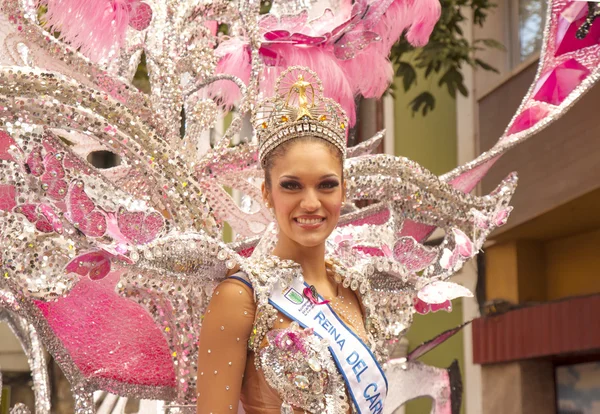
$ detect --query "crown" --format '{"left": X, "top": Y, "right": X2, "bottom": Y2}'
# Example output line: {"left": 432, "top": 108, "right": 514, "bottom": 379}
{"left": 253, "top": 66, "right": 349, "bottom": 166}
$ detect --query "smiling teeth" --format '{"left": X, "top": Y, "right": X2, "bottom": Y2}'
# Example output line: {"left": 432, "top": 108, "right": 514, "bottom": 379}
{"left": 296, "top": 218, "right": 324, "bottom": 224}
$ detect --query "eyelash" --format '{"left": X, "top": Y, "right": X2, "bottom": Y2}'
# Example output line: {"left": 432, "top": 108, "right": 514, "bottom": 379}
{"left": 320, "top": 180, "right": 340, "bottom": 189}
{"left": 279, "top": 180, "right": 339, "bottom": 190}
{"left": 280, "top": 181, "right": 301, "bottom": 190}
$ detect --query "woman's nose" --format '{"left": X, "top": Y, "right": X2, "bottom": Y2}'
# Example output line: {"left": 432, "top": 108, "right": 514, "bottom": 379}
{"left": 300, "top": 190, "right": 321, "bottom": 211}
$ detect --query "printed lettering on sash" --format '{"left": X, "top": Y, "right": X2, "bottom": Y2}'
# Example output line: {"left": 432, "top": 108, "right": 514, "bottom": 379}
{"left": 270, "top": 277, "right": 388, "bottom": 414}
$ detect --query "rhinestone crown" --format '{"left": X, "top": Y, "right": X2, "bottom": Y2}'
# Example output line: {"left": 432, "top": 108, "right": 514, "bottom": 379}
{"left": 253, "top": 66, "right": 349, "bottom": 166}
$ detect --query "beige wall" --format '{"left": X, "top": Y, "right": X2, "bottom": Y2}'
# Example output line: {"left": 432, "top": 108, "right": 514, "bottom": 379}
{"left": 0, "top": 324, "right": 29, "bottom": 372}
{"left": 474, "top": 1, "right": 512, "bottom": 100}
{"left": 393, "top": 55, "right": 457, "bottom": 175}
{"left": 392, "top": 57, "right": 464, "bottom": 413}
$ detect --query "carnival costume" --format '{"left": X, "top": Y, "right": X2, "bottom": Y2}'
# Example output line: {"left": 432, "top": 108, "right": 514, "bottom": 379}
{"left": 0, "top": 0, "right": 599, "bottom": 413}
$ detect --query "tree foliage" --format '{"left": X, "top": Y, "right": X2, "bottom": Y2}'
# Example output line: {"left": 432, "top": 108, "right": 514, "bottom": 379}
{"left": 389, "top": 0, "right": 504, "bottom": 115}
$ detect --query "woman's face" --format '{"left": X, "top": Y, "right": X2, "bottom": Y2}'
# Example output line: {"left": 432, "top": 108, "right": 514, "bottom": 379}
{"left": 263, "top": 140, "right": 345, "bottom": 249}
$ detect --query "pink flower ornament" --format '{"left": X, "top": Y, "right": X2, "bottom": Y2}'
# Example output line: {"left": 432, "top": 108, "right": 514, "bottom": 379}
{"left": 414, "top": 281, "right": 473, "bottom": 315}
{"left": 66, "top": 251, "right": 112, "bottom": 280}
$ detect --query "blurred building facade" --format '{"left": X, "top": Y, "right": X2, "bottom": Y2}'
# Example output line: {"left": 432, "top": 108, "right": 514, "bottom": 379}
{"left": 458, "top": 0, "right": 600, "bottom": 413}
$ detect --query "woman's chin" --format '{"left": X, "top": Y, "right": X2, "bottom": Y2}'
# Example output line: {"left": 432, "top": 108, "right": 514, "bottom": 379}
{"left": 296, "top": 239, "right": 326, "bottom": 248}
{"left": 291, "top": 231, "right": 331, "bottom": 248}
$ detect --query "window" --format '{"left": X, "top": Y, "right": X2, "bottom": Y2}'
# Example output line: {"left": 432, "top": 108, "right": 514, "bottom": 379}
{"left": 556, "top": 361, "right": 600, "bottom": 414}
{"left": 510, "top": 0, "right": 547, "bottom": 66}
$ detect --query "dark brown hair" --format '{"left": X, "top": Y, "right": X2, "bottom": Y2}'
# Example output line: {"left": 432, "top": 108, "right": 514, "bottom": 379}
{"left": 262, "top": 136, "right": 344, "bottom": 190}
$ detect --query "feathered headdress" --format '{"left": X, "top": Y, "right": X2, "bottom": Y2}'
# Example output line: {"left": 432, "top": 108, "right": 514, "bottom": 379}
{"left": 210, "top": 0, "right": 442, "bottom": 125}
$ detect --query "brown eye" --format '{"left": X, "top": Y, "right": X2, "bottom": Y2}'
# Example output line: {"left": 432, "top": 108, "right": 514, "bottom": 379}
{"left": 320, "top": 180, "right": 339, "bottom": 189}
{"left": 280, "top": 181, "right": 301, "bottom": 190}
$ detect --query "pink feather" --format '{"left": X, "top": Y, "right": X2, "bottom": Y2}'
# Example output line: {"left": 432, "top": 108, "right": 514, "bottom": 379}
{"left": 260, "top": 44, "right": 356, "bottom": 126}
{"left": 211, "top": 0, "right": 441, "bottom": 125}
{"left": 340, "top": 51, "right": 394, "bottom": 99}
{"left": 40, "top": 0, "right": 143, "bottom": 62}
{"left": 404, "top": 0, "right": 442, "bottom": 47}
{"left": 207, "top": 38, "right": 252, "bottom": 109}
{"left": 212, "top": 41, "right": 358, "bottom": 125}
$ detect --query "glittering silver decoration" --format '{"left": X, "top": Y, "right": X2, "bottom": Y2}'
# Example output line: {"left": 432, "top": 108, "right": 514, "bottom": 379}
{"left": 9, "top": 404, "right": 32, "bottom": 414}
{"left": 259, "top": 323, "right": 349, "bottom": 413}
{"left": 0, "top": 309, "right": 51, "bottom": 414}
{"left": 383, "top": 359, "right": 461, "bottom": 414}
{"left": 0, "top": 0, "right": 597, "bottom": 412}
{"left": 253, "top": 66, "right": 349, "bottom": 166}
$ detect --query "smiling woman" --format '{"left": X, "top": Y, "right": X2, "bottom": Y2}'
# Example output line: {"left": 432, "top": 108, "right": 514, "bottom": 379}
{"left": 196, "top": 68, "right": 384, "bottom": 414}
{"left": 263, "top": 137, "right": 345, "bottom": 253}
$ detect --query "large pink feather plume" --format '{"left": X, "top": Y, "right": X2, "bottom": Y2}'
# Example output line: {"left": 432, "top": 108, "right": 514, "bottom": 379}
{"left": 260, "top": 44, "right": 356, "bottom": 126}
{"left": 211, "top": 0, "right": 441, "bottom": 125}
{"left": 339, "top": 51, "right": 394, "bottom": 99}
{"left": 404, "top": 0, "right": 442, "bottom": 46}
{"left": 40, "top": 0, "right": 149, "bottom": 62}
{"left": 341, "top": 0, "right": 440, "bottom": 97}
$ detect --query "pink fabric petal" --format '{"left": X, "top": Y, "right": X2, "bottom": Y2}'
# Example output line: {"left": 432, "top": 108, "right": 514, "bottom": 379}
{"left": 264, "top": 30, "right": 292, "bottom": 41}
{"left": 494, "top": 207, "right": 513, "bottom": 226}
{"left": 452, "top": 228, "right": 474, "bottom": 258}
{"left": 439, "top": 248, "right": 459, "bottom": 270}
{"left": 39, "top": 204, "right": 63, "bottom": 233}
{"left": 66, "top": 251, "right": 111, "bottom": 280}
{"left": 0, "top": 185, "right": 17, "bottom": 212}
{"left": 414, "top": 297, "right": 452, "bottom": 315}
{"left": 128, "top": 1, "right": 152, "bottom": 31}
{"left": 471, "top": 209, "right": 490, "bottom": 230}
{"left": 393, "top": 237, "right": 437, "bottom": 272}
{"left": 16, "top": 204, "right": 40, "bottom": 224}
{"left": 35, "top": 272, "right": 175, "bottom": 386}
{"left": 40, "top": 152, "right": 67, "bottom": 200}
{"left": 0, "top": 131, "right": 18, "bottom": 161}
{"left": 67, "top": 182, "right": 107, "bottom": 237}
{"left": 117, "top": 209, "right": 164, "bottom": 244}
{"left": 417, "top": 281, "right": 473, "bottom": 304}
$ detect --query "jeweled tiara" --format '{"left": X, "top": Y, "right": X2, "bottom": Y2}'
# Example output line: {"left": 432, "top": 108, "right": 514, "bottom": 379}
{"left": 253, "top": 66, "right": 349, "bottom": 166}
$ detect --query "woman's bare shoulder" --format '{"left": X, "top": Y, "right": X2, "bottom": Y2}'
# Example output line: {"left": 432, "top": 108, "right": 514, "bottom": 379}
{"left": 210, "top": 270, "right": 255, "bottom": 312}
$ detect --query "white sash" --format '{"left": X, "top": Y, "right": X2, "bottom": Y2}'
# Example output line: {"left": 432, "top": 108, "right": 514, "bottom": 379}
{"left": 269, "top": 277, "right": 388, "bottom": 414}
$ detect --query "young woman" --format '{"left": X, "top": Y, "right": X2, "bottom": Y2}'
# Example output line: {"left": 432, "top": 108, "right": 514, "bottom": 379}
{"left": 196, "top": 67, "right": 388, "bottom": 413}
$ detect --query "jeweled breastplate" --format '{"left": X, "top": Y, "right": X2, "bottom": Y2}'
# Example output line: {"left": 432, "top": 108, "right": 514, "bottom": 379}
{"left": 260, "top": 324, "right": 350, "bottom": 413}
{"left": 237, "top": 256, "right": 387, "bottom": 413}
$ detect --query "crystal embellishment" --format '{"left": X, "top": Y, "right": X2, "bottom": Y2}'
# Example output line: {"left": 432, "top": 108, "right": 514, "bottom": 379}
{"left": 507, "top": 106, "right": 550, "bottom": 135}
{"left": 294, "top": 375, "right": 310, "bottom": 389}
{"left": 308, "top": 357, "right": 322, "bottom": 372}
{"left": 555, "top": 2, "right": 600, "bottom": 56}
{"left": 532, "top": 59, "right": 590, "bottom": 105}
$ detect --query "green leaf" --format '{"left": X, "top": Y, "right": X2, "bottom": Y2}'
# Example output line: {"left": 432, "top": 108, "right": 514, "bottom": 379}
{"left": 438, "top": 67, "right": 465, "bottom": 99}
{"left": 475, "top": 38, "right": 506, "bottom": 51}
{"left": 390, "top": 40, "right": 414, "bottom": 63}
{"left": 386, "top": 0, "right": 498, "bottom": 115}
{"left": 395, "top": 62, "right": 418, "bottom": 92}
{"left": 457, "top": 81, "right": 469, "bottom": 97}
{"left": 409, "top": 92, "right": 436, "bottom": 116}
{"left": 475, "top": 58, "right": 500, "bottom": 73}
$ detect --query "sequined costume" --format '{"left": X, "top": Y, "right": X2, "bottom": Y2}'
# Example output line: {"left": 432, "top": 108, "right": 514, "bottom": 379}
{"left": 1, "top": 0, "right": 600, "bottom": 413}
{"left": 197, "top": 265, "right": 371, "bottom": 413}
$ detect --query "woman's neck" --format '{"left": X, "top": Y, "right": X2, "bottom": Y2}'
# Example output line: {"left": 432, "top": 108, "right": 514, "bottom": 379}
{"left": 271, "top": 237, "right": 327, "bottom": 285}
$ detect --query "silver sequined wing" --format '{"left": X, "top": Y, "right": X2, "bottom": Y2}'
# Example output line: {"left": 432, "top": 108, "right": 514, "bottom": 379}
{"left": 0, "top": 124, "right": 252, "bottom": 408}
{"left": 327, "top": 154, "right": 516, "bottom": 341}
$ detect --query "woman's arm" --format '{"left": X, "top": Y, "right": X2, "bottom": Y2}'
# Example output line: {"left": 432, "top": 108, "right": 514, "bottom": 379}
{"left": 196, "top": 278, "right": 255, "bottom": 413}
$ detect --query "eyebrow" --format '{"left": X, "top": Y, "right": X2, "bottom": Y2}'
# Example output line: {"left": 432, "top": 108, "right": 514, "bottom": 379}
{"left": 280, "top": 174, "right": 340, "bottom": 180}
